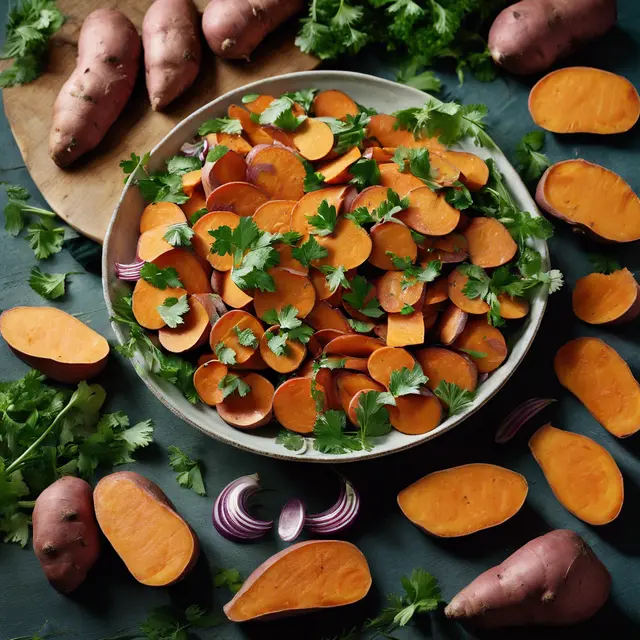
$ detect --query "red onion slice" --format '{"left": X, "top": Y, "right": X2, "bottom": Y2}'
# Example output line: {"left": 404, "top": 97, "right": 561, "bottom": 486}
{"left": 115, "top": 259, "right": 144, "bottom": 281}
{"left": 305, "top": 476, "right": 360, "bottom": 534}
{"left": 278, "top": 499, "right": 306, "bottom": 542}
{"left": 212, "top": 474, "right": 273, "bottom": 542}
{"left": 181, "top": 140, "right": 205, "bottom": 157}
{"left": 198, "top": 139, "right": 210, "bottom": 164}
{"left": 495, "top": 398, "right": 556, "bottom": 444}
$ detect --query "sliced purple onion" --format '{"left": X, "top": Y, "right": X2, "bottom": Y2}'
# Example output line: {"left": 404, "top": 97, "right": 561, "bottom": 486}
{"left": 305, "top": 476, "right": 360, "bottom": 535}
{"left": 212, "top": 474, "right": 273, "bottom": 541}
{"left": 198, "top": 138, "right": 210, "bottom": 164}
{"left": 495, "top": 398, "right": 556, "bottom": 444}
{"left": 180, "top": 139, "right": 205, "bottom": 157}
{"left": 115, "top": 259, "right": 144, "bottom": 281}
{"left": 278, "top": 499, "right": 306, "bottom": 542}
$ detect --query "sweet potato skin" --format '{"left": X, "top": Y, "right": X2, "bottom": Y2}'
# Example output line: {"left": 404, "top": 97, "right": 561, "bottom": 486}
{"left": 202, "top": 0, "right": 304, "bottom": 60}
{"left": 49, "top": 9, "right": 141, "bottom": 167}
{"left": 445, "top": 529, "right": 611, "bottom": 627}
{"left": 32, "top": 477, "right": 100, "bottom": 593}
{"left": 142, "top": 0, "right": 201, "bottom": 111}
{"left": 489, "top": 0, "right": 617, "bottom": 75}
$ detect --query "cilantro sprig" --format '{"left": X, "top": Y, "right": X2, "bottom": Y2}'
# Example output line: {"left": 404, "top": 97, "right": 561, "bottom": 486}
{"left": 589, "top": 253, "right": 621, "bottom": 275}
{"left": 434, "top": 381, "right": 475, "bottom": 417}
{"left": 388, "top": 253, "right": 441, "bottom": 290}
{"left": 262, "top": 305, "right": 314, "bottom": 356}
{"left": 281, "top": 88, "right": 317, "bottom": 113}
{"left": 319, "top": 265, "right": 350, "bottom": 293}
{"left": 342, "top": 275, "right": 384, "bottom": 318}
{"left": 198, "top": 117, "right": 243, "bottom": 136}
{"left": 347, "top": 188, "right": 409, "bottom": 226}
{"left": 158, "top": 295, "right": 190, "bottom": 328}
{"left": 168, "top": 445, "right": 206, "bottom": 496}
{"left": 378, "top": 364, "right": 429, "bottom": 406}
{"left": 306, "top": 200, "right": 338, "bottom": 236}
{"left": 218, "top": 373, "right": 251, "bottom": 400}
{"left": 515, "top": 131, "right": 551, "bottom": 182}
{"left": 28, "top": 266, "right": 78, "bottom": 300}
{"left": 349, "top": 157, "right": 380, "bottom": 190}
{"left": 140, "top": 264, "right": 183, "bottom": 289}
{"left": 256, "top": 96, "right": 307, "bottom": 131}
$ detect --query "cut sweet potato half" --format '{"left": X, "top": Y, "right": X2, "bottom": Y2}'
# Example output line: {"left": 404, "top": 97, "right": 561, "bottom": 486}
{"left": 529, "top": 424, "right": 623, "bottom": 525}
{"left": 217, "top": 372, "right": 274, "bottom": 429}
{"left": 429, "top": 232, "right": 469, "bottom": 263}
{"left": 397, "top": 186, "right": 460, "bottom": 235}
{"left": 182, "top": 170, "right": 202, "bottom": 198}
{"left": 232, "top": 349, "right": 269, "bottom": 370}
{"left": 398, "top": 464, "right": 528, "bottom": 537}
{"left": 1, "top": 306, "right": 109, "bottom": 384}
{"left": 386, "top": 309, "right": 425, "bottom": 347}
{"left": 453, "top": 318, "right": 507, "bottom": 374}
{"left": 158, "top": 295, "right": 210, "bottom": 353}
{"left": 305, "top": 301, "right": 353, "bottom": 333}
{"left": 308, "top": 329, "right": 347, "bottom": 357}
{"left": 313, "top": 90, "right": 359, "bottom": 120}
{"left": 224, "top": 540, "right": 372, "bottom": 621}
{"left": 464, "top": 217, "right": 517, "bottom": 268}
{"left": 536, "top": 160, "right": 640, "bottom": 242}
{"left": 572, "top": 268, "right": 640, "bottom": 324}
{"left": 273, "top": 377, "right": 324, "bottom": 433}
{"left": 132, "top": 278, "right": 186, "bottom": 330}
{"left": 209, "top": 309, "right": 264, "bottom": 364}
{"left": 349, "top": 185, "right": 388, "bottom": 213}
{"left": 94, "top": 471, "right": 198, "bottom": 586}
{"left": 377, "top": 271, "right": 424, "bottom": 313}
{"left": 368, "top": 222, "right": 418, "bottom": 271}
{"left": 193, "top": 360, "right": 228, "bottom": 405}
{"left": 181, "top": 187, "right": 207, "bottom": 221}
{"left": 315, "top": 217, "right": 372, "bottom": 270}
{"left": 416, "top": 347, "right": 478, "bottom": 392}
{"left": 140, "top": 202, "right": 186, "bottom": 233}
{"left": 154, "top": 248, "right": 211, "bottom": 293}
{"left": 207, "top": 181, "right": 269, "bottom": 217}
{"left": 259, "top": 327, "right": 306, "bottom": 373}
{"left": 211, "top": 270, "right": 253, "bottom": 309}
{"left": 206, "top": 132, "right": 253, "bottom": 157}
{"left": 253, "top": 268, "right": 316, "bottom": 319}
{"left": 324, "top": 334, "right": 385, "bottom": 358}
{"left": 387, "top": 391, "right": 442, "bottom": 435}
{"left": 448, "top": 269, "right": 490, "bottom": 315}
{"left": 247, "top": 146, "right": 306, "bottom": 200}
{"left": 423, "top": 278, "right": 449, "bottom": 305}
{"left": 367, "top": 346, "right": 415, "bottom": 388}
{"left": 554, "top": 337, "right": 640, "bottom": 437}
{"left": 438, "top": 304, "right": 468, "bottom": 345}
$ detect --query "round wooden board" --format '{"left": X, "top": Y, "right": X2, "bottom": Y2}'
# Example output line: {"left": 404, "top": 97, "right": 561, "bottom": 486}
{"left": 2, "top": 0, "right": 318, "bottom": 243}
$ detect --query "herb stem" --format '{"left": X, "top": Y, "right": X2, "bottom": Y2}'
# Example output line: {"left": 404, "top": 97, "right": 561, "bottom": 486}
{"left": 21, "top": 205, "right": 57, "bottom": 218}
{"left": 17, "top": 500, "right": 36, "bottom": 509}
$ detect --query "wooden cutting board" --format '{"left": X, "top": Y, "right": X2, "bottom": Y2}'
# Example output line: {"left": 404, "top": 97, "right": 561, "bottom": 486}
{"left": 2, "top": 0, "right": 318, "bottom": 243}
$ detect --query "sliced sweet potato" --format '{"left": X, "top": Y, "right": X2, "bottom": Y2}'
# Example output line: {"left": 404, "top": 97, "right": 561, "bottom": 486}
{"left": 377, "top": 271, "right": 424, "bottom": 313}
{"left": 207, "top": 181, "right": 269, "bottom": 217}
{"left": 182, "top": 171, "right": 202, "bottom": 198}
{"left": 290, "top": 186, "right": 350, "bottom": 239}
{"left": 464, "top": 217, "right": 517, "bottom": 268}
{"left": 140, "top": 202, "right": 186, "bottom": 233}
{"left": 430, "top": 233, "right": 468, "bottom": 263}
{"left": 367, "top": 346, "right": 415, "bottom": 388}
{"left": 310, "top": 268, "right": 336, "bottom": 301}
{"left": 416, "top": 347, "right": 478, "bottom": 392}
{"left": 259, "top": 327, "right": 306, "bottom": 373}
{"left": 336, "top": 372, "right": 384, "bottom": 413}
{"left": 273, "top": 377, "right": 324, "bottom": 433}
{"left": 228, "top": 104, "right": 272, "bottom": 146}
{"left": 572, "top": 268, "right": 640, "bottom": 324}
{"left": 292, "top": 118, "right": 335, "bottom": 161}
{"left": 368, "top": 222, "right": 418, "bottom": 271}
{"left": 324, "top": 334, "right": 385, "bottom": 358}
{"left": 398, "top": 464, "right": 528, "bottom": 537}
{"left": 253, "top": 268, "right": 316, "bottom": 319}
{"left": 247, "top": 146, "right": 305, "bottom": 200}
{"left": 252, "top": 199, "right": 297, "bottom": 233}
{"left": 529, "top": 424, "right": 623, "bottom": 525}
{"left": 206, "top": 132, "right": 253, "bottom": 156}
{"left": 192, "top": 211, "right": 240, "bottom": 271}
{"left": 209, "top": 309, "right": 264, "bottom": 364}
{"left": 387, "top": 391, "right": 442, "bottom": 434}
{"left": 132, "top": 278, "right": 186, "bottom": 330}
{"left": 94, "top": 471, "right": 198, "bottom": 586}
{"left": 315, "top": 218, "right": 372, "bottom": 270}
{"left": 554, "top": 337, "right": 640, "bottom": 437}
{"left": 367, "top": 114, "right": 443, "bottom": 150}
{"left": 211, "top": 270, "right": 253, "bottom": 309}
{"left": 423, "top": 304, "right": 439, "bottom": 333}
{"left": 397, "top": 186, "right": 460, "bottom": 235}
{"left": 363, "top": 147, "right": 394, "bottom": 162}
{"left": 378, "top": 163, "right": 425, "bottom": 197}
{"left": 217, "top": 372, "right": 274, "bottom": 429}
{"left": 137, "top": 225, "right": 173, "bottom": 261}
{"left": 154, "top": 248, "right": 211, "bottom": 293}
{"left": 317, "top": 147, "right": 362, "bottom": 184}
{"left": 453, "top": 318, "right": 507, "bottom": 373}
{"left": 386, "top": 309, "right": 425, "bottom": 347}
{"left": 224, "top": 540, "right": 372, "bottom": 621}
{"left": 438, "top": 304, "right": 468, "bottom": 345}
{"left": 439, "top": 151, "right": 489, "bottom": 191}
{"left": 202, "top": 150, "right": 247, "bottom": 197}
{"left": 305, "top": 301, "right": 353, "bottom": 333}
{"left": 423, "top": 278, "right": 449, "bottom": 305}
{"left": 0, "top": 307, "right": 109, "bottom": 384}
{"left": 232, "top": 349, "right": 269, "bottom": 371}
{"left": 448, "top": 269, "right": 490, "bottom": 314}
{"left": 498, "top": 294, "right": 530, "bottom": 320}
{"left": 158, "top": 295, "right": 210, "bottom": 353}
{"left": 193, "top": 360, "right": 228, "bottom": 405}
{"left": 243, "top": 94, "right": 275, "bottom": 113}
{"left": 313, "top": 90, "right": 359, "bottom": 119}
{"left": 349, "top": 185, "right": 387, "bottom": 213}
{"left": 181, "top": 187, "right": 207, "bottom": 221}
{"left": 536, "top": 160, "right": 640, "bottom": 242}
{"left": 529, "top": 67, "right": 640, "bottom": 134}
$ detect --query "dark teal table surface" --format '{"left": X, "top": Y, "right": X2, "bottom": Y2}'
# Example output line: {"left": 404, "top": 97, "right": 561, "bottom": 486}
{"left": 2, "top": 2, "right": 640, "bottom": 638}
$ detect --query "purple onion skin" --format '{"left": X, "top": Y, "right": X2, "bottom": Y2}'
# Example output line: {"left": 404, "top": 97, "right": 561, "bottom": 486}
{"left": 495, "top": 398, "right": 556, "bottom": 444}
{"left": 305, "top": 477, "right": 360, "bottom": 535}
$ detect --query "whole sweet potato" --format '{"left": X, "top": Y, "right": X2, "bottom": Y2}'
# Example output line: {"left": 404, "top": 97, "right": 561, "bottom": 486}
{"left": 49, "top": 9, "right": 141, "bottom": 167}
{"left": 142, "top": 0, "right": 202, "bottom": 111}
{"left": 445, "top": 529, "right": 611, "bottom": 627}
{"left": 488, "top": 0, "right": 617, "bottom": 75}
{"left": 202, "top": 0, "right": 304, "bottom": 60}
{"left": 32, "top": 477, "right": 100, "bottom": 593}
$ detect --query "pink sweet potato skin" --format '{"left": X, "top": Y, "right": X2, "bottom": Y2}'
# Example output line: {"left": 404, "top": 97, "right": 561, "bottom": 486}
{"left": 489, "top": 0, "right": 617, "bottom": 75}
{"left": 445, "top": 529, "right": 611, "bottom": 628}
{"left": 142, "top": 0, "right": 202, "bottom": 111}
{"left": 202, "top": 0, "right": 304, "bottom": 60}
{"left": 32, "top": 477, "right": 101, "bottom": 593}
{"left": 49, "top": 9, "right": 141, "bottom": 167}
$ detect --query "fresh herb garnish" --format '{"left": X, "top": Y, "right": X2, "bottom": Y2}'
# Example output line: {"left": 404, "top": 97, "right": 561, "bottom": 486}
{"left": 190, "top": 208, "right": 209, "bottom": 225}
{"left": 377, "top": 364, "right": 428, "bottom": 406}
{"left": 215, "top": 341, "right": 237, "bottom": 366}
{"left": 318, "top": 113, "right": 370, "bottom": 154}
{"left": 281, "top": 88, "right": 317, "bottom": 113}
{"left": 400, "top": 304, "right": 415, "bottom": 315}
{"left": 218, "top": 373, "right": 251, "bottom": 400}
{"left": 198, "top": 117, "right": 243, "bottom": 136}
{"left": 140, "top": 263, "right": 183, "bottom": 289}
{"left": 276, "top": 430, "right": 306, "bottom": 452}
{"left": 258, "top": 96, "right": 307, "bottom": 131}
{"left": 588, "top": 253, "right": 621, "bottom": 275}
{"left": 397, "top": 64, "right": 442, "bottom": 93}
{"left": 163, "top": 222, "right": 194, "bottom": 247}
{"left": 393, "top": 147, "right": 439, "bottom": 189}
{"left": 348, "top": 157, "right": 381, "bottom": 190}
{"left": 26, "top": 220, "right": 65, "bottom": 259}
{"left": 348, "top": 319, "right": 375, "bottom": 333}
{"left": 343, "top": 275, "right": 384, "bottom": 318}
{"left": 214, "top": 568, "right": 245, "bottom": 593}
{"left": 306, "top": 200, "right": 338, "bottom": 236}
{"left": 233, "top": 326, "right": 259, "bottom": 348}
{"left": 206, "top": 145, "right": 229, "bottom": 163}
{"left": 262, "top": 305, "right": 314, "bottom": 352}
{"left": 168, "top": 446, "right": 206, "bottom": 496}
{"left": 1, "top": 182, "right": 58, "bottom": 237}
{"left": 158, "top": 295, "right": 189, "bottom": 328}
{"left": 515, "top": 131, "right": 550, "bottom": 182}
{"left": 302, "top": 159, "right": 326, "bottom": 192}
{"left": 165, "top": 155, "right": 202, "bottom": 176}
{"left": 291, "top": 235, "right": 329, "bottom": 267}
{"left": 313, "top": 410, "right": 362, "bottom": 454}
{"left": 355, "top": 390, "right": 392, "bottom": 449}
{"left": 28, "top": 266, "right": 78, "bottom": 300}
{"left": 347, "top": 188, "right": 410, "bottom": 226}
{"left": 266, "top": 329, "right": 289, "bottom": 356}
{"left": 433, "top": 381, "right": 475, "bottom": 416}
{"left": 445, "top": 182, "right": 473, "bottom": 210}
{"left": 319, "top": 265, "right": 350, "bottom": 293}
{"left": 120, "top": 152, "right": 150, "bottom": 184}
{"left": 241, "top": 93, "right": 260, "bottom": 104}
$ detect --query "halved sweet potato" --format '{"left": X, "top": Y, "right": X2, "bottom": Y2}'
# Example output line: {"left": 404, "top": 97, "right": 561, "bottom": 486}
{"left": 211, "top": 270, "right": 253, "bottom": 309}
{"left": 207, "top": 181, "right": 269, "bottom": 217}
{"left": 1, "top": 307, "right": 109, "bottom": 383}
{"left": 224, "top": 540, "right": 372, "bottom": 621}
{"left": 387, "top": 309, "right": 425, "bottom": 347}
{"left": 137, "top": 225, "right": 173, "bottom": 261}
{"left": 217, "top": 372, "right": 274, "bottom": 429}
{"left": 398, "top": 464, "right": 528, "bottom": 537}
{"left": 140, "top": 202, "right": 186, "bottom": 233}
{"left": 192, "top": 211, "right": 241, "bottom": 271}
{"left": 154, "top": 248, "right": 211, "bottom": 293}
{"left": 315, "top": 218, "right": 372, "bottom": 270}
{"left": 94, "top": 471, "right": 199, "bottom": 586}
{"left": 305, "top": 301, "right": 353, "bottom": 333}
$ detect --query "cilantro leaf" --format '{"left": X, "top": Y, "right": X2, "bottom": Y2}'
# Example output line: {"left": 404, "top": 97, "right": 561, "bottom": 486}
{"left": 291, "top": 235, "right": 329, "bottom": 267}
{"left": 349, "top": 157, "right": 381, "bottom": 190}
{"left": 302, "top": 159, "right": 326, "bottom": 192}
{"left": 28, "top": 266, "right": 76, "bottom": 300}
{"left": 345, "top": 206, "right": 375, "bottom": 226}
{"left": 1, "top": 182, "right": 58, "bottom": 237}
{"left": 120, "top": 152, "right": 150, "bottom": 184}
{"left": 218, "top": 373, "right": 251, "bottom": 400}
{"left": 306, "top": 200, "right": 338, "bottom": 236}
{"left": 214, "top": 568, "right": 244, "bottom": 593}
{"left": 25, "top": 220, "right": 64, "bottom": 259}
{"left": 348, "top": 319, "right": 375, "bottom": 333}
{"left": 198, "top": 117, "right": 243, "bottom": 136}
{"left": 166, "top": 155, "right": 202, "bottom": 176}
{"left": 140, "top": 263, "right": 183, "bottom": 289}
{"left": 206, "top": 145, "right": 229, "bottom": 163}
{"left": 401, "top": 259, "right": 441, "bottom": 290}
{"left": 445, "top": 182, "right": 473, "bottom": 210}
{"left": 393, "top": 147, "right": 439, "bottom": 188}
{"left": 168, "top": 445, "right": 206, "bottom": 496}
{"left": 241, "top": 93, "right": 259, "bottom": 104}
{"left": 378, "top": 364, "right": 428, "bottom": 406}
{"left": 433, "top": 380, "right": 475, "bottom": 416}
{"left": 281, "top": 88, "right": 317, "bottom": 112}
{"left": 588, "top": 253, "right": 621, "bottom": 275}
{"left": 215, "top": 341, "right": 237, "bottom": 365}
{"left": 328, "top": 112, "right": 370, "bottom": 154}
{"left": 387, "top": 252, "right": 414, "bottom": 270}
{"left": 258, "top": 96, "right": 307, "bottom": 131}
{"left": 266, "top": 329, "right": 289, "bottom": 356}
{"left": 163, "top": 222, "right": 194, "bottom": 247}
{"left": 400, "top": 304, "right": 415, "bottom": 315}
{"left": 356, "top": 390, "right": 392, "bottom": 449}
{"left": 136, "top": 171, "right": 189, "bottom": 204}
{"left": 371, "top": 188, "right": 410, "bottom": 223}
{"left": 458, "top": 348, "right": 487, "bottom": 359}
{"left": 262, "top": 304, "right": 300, "bottom": 329}
{"left": 233, "top": 326, "right": 259, "bottom": 348}
{"left": 313, "top": 354, "right": 347, "bottom": 372}
{"left": 313, "top": 410, "right": 362, "bottom": 454}
{"left": 343, "top": 275, "right": 384, "bottom": 318}
{"left": 287, "top": 323, "right": 314, "bottom": 344}
{"left": 515, "top": 131, "right": 550, "bottom": 182}
{"left": 276, "top": 430, "right": 306, "bottom": 452}
{"left": 397, "top": 64, "right": 442, "bottom": 93}
{"left": 319, "top": 265, "right": 350, "bottom": 293}
{"left": 158, "top": 295, "right": 190, "bottom": 328}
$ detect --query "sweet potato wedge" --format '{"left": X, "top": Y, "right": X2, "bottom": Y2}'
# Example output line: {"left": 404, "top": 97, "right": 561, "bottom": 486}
{"left": 386, "top": 309, "right": 425, "bottom": 347}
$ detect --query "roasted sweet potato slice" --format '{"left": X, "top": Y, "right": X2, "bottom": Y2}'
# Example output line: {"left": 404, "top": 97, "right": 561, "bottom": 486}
{"left": 387, "top": 391, "right": 442, "bottom": 434}
{"left": 137, "top": 225, "right": 174, "bottom": 261}
{"left": 378, "top": 163, "right": 425, "bottom": 196}
{"left": 228, "top": 104, "right": 272, "bottom": 146}
{"left": 252, "top": 199, "right": 297, "bottom": 234}
{"left": 324, "top": 334, "right": 385, "bottom": 358}
{"left": 273, "top": 377, "right": 324, "bottom": 433}
{"left": 211, "top": 270, "right": 253, "bottom": 309}
{"left": 247, "top": 146, "right": 306, "bottom": 200}
{"left": 438, "top": 304, "right": 468, "bottom": 345}
{"left": 336, "top": 372, "right": 384, "bottom": 413}
{"left": 217, "top": 372, "right": 274, "bottom": 429}
{"left": 193, "top": 360, "right": 228, "bottom": 405}
{"left": 416, "top": 347, "right": 477, "bottom": 392}
{"left": 367, "top": 346, "right": 415, "bottom": 388}
{"left": 453, "top": 318, "right": 507, "bottom": 374}
{"left": 209, "top": 309, "right": 264, "bottom": 364}
{"left": 290, "top": 186, "right": 350, "bottom": 239}
{"left": 253, "top": 268, "right": 316, "bottom": 319}
{"left": 207, "top": 181, "right": 269, "bottom": 217}
{"left": 193, "top": 211, "right": 240, "bottom": 271}
{"left": 154, "top": 248, "right": 211, "bottom": 293}
{"left": 377, "top": 271, "right": 424, "bottom": 313}
{"left": 367, "top": 114, "right": 443, "bottom": 150}
{"left": 439, "top": 150, "right": 489, "bottom": 191}
{"left": 313, "top": 90, "right": 359, "bottom": 119}
{"left": 292, "top": 118, "right": 335, "bottom": 161}
{"left": 498, "top": 294, "right": 530, "bottom": 320}
{"left": 140, "top": 202, "right": 186, "bottom": 233}
{"left": 423, "top": 278, "right": 449, "bottom": 305}
{"left": 158, "top": 295, "right": 210, "bottom": 353}
{"left": 202, "top": 150, "right": 247, "bottom": 197}
{"left": 368, "top": 222, "right": 418, "bottom": 271}
{"left": 259, "top": 327, "right": 306, "bottom": 373}
{"left": 448, "top": 269, "right": 490, "bottom": 315}
{"left": 387, "top": 309, "right": 425, "bottom": 347}
{"left": 132, "top": 278, "right": 187, "bottom": 330}
{"left": 318, "top": 147, "right": 362, "bottom": 184}
{"left": 315, "top": 217, "right": 372, "bottom": 270}
{"left": 305, "top": 301, "right": 353, "bottom": 333}
{"left": 464, "top": 217, "right": 517, "bottom": 268}
{"left": 206, "top": 132, "right": 253, "bottom": 157}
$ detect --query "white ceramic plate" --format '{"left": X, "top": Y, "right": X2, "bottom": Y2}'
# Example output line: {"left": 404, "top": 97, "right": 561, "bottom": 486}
{"left": 102, "top": 70, "right": 549, "bottom": 463}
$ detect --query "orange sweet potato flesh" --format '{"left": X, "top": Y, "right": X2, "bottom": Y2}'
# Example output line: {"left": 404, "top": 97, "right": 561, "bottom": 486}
{"left": 498, "top": 294, "right": 530, "bottom": 319}
{"left": 324, "top": 334, "right": 385, "bottom": 358}
{"left": 379, "top": 163, "right": 425, "bottom": 197}
{"left": 349, "top": 185, "right": 388, "bottom": 213}
{"left": 193, "top": 360, "right": 228, "bottom": 405}
{"left": 181, "top": 187, "right": 207, "bottom": 220}
{"left": 315, "top": 218, "right": 372, "bottom": 270}
{"left": 308, "top": 329, "right": 347, "bottom": 356}
{"left": 259, "top": 328, "right": 306, "bottom": 373}
{"left": 228, "top": 105, "right": 273, "bottom": 146}
{"left": 154, "top": 248, "right": 211, "bottom": 293}
{"left": 464, "top": 217, "right": 517, "bottom": 268}
{"left": 211, "top": 270, "right": 253, "bottom": 309}
{"left": 290, "top": 187, "right": 350, "bottom": 239}
{"left": 137, "top": 225, "right": 174, "bottom": 261}
{"left": 554, "top": 337, "right": 640, "bottom": 437}
{"left": 94, "top": 471, "right": 198, "bottom": 586}
{"left": 439, "top": 151, "right": 489, "bottom": 191}
{"left": 192, "top": 211, "right": 240, "bottom": 271}
{"left": 377, "top": 271, "right": 424, "bottom": 313}
{"left": 423, "top": 278, "right": 449, "bottom": 305}
{"left": 529, "top": 67, "right": 640, "bottom": 134}
{"left": 416, "top": 347, "right": 478, "bottom": 392}
{"left": 387, "top": 309, "right": 425, "bottom": 347}
{"left": 0, "top": 306, "right": 109, "bottom": 383}
{"left": 140, "top": 202, "right": 186, "bottom": 233}
{"left": 292, "top": 119, "right": 335, "bottom": 161}
{"left": 318, "top": 147, "right": 362, "bottom": 184}
{"left": 398, "top": 464, "right": 528, "bottom": 537}
{"left": 252, "top": 199, "right": 297, "bottom": 234}
{"left": 158, "top": 296, "right": 210, "bottom": 353}
{"left": 209, "top": 310, "right": 264, "bottom": 364}
{"left": 367, "top": 346, "right": 415, "bottom": 387}
{"left": 206, "top": 132, "right": 253, "bottom": 157}
{"left": 247, "top": 147, "right": 306, "bottom": 200}
{"left": 454, "top": 318, "right": 507, "bottom": 374}
{"left": 438, "top": 304, "right": 468, "bottom": 345}
{"left": 132, "top": 278, "right": 186, "bottom": 330}
{"left": 217, "top": 372, "right": 274, "bottom": 429}
{"left": 368, "top": 222, "right": 418, "bottom": 270}
{"left": 336, "top": 373, "right": 384, "bottom": 413}
{"left": 572, "top": 268, "right": 640, "bottom": 324}
{"left": 536, "top": 160, "right": 640, "bottom": 242}
{"left": 306, "top": 301, "right": 353, "bottom": 333}
{"left": 273, "top": 377, "right": 324, "bottom": 433}
{"left": 397, "top": 186, "right": 460, "bottom": 235}
{"left": 253, "top": 268, "right": 316, "bottom": 319}
{"left": 207, "top": 182, "right": 269, "bottom": 217}
{"left": 388, "top": 391, "right": 442, "bottom": 435}
{"left": 529, "top": 424, "right": 623, "bottom": 525}
{"left": 367, "top": 114, "right": 443, "bottom": 151}
{"left": 447, "top": 270, "right": 489, "bottom": 315}
{"left": 202, "top": 151, "right": 247, "bottom": 197}
{"left": 224, "top": 540, "right": 372, "bottom": 621}
{"left": 313, "top": 90, "right": 359, "bottom": 120}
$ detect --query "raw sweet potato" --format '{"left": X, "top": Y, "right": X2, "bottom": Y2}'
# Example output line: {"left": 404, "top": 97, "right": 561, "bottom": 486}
{"left": 464, "top": 217, "right": 517, "bottom": 268}
{"left": 207, "top": 182, "right": 269, "bottom": 217}
{"left": 158, "top": 295, "right": 210, "bottom": 353}
{"left": 253, "top": 268, "right": 316, "bottom": 319}
{"left": 387, "top": 309, "right": 425, "bottom": 348}
{"left": 194, "top": 360, "right": 229, "bottom": 405}
{"left": 313, "top": 90, "right": 359, "bottom": 120}
{"left": 0, "top": 307, "right": 109, "bottom": 383}
{"left": 202, "top": 0, "right": 304, "bottom": 60}
{"left": 49, "top": 9, "right": 141, "bottom": 167}
{"left": 529, "top": 424, "right": 623, "bottom": 525}
{"left": 554, "top": 337, "right": 640, "bottom": 438}
{"left": 273, "top": 377, "right": 324, "bottom": 433}
{"left": 529, "top": 67, "right": 639, "bottom": 134}
{"left": 209, "top": 309, "right": 264, "bottom": 364}
{"left": 132, "top": 277, "right": 187, "bottom": 330}
{"left": 33, "top": 477, "right": 100, "bottom": 593}
{"left": 489, "top": 1, "right": 617, "bottom": 75}
{"left": 247, "top": 146, "right": 306, "bottom": 200}
{"left": 142, "top": 0, "right": 201, "bottom": 110}
{"left": 416, "top": 347, "right": 478, "bottom": 392}
{"left": 572, "top": 268, "right": 640, "bottom": 324}
{"left": 536, "top": 160, "right": 640, "bottom": 242}
{"left": 368, "top": 222, "right": 418, "bottom": 270}
{"left": 397, "top": 186, "right": 460, "bottom": 235}
{"left": 398, "top": 464, "right": 528, "bottom": 537}
{"left": 94, "top": 471, "right": 199, "bottom": 586}
{"left": 388, "top": 391, "right": 442, "bottom": 435}
{"left": 367, "top": 346, "right": 415, "bottom": 388}
{"left": 217, "top": 372, "right": 274, "bottom": 428}
{"left": 224, "top": 540, "right": 372, "bottom": 621}
{"left": 454, "top": 318, "right": 508, "bottom": 374}
{"left": 140, "top": 202, "right": 186, "bottom": 233}
{"left": 445, "top": 529, "right": 611, "bottom": 627}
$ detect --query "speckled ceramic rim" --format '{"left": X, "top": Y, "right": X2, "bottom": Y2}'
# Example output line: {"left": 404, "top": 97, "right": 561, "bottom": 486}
{"left": 102, "top": 70, "right": 549, "bottom": 463}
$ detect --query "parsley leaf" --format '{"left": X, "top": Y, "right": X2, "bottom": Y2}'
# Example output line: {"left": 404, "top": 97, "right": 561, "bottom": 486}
{"left": 433, "top": 380, "right": 475, "bottom": 416}
{"left": 262, "top": 304, "right": 301, "bottom": 329}
{"left": 140, "top": 263, "right": 183, "bottom": 289}
{"left": 330, "top": 112, "right": 370, "bottom": 154}
{"left": 215, "top": 341, "right": 237, "bottom": 365}
{"left": 276, "top": 430, "right": 306, "bottom": 452}
{"left": 348, "top": 319, "right": 375, "bottom": 333}
{"left": 165, "top": 155, "right": 202, "bottom": 176}
{"left": 136, "top": 171, "right": 189, "bottom": 205}
{"left": 158, "top": 295, "right": 190, "bottom": 328}
{"left": 371, "top": 188, "right": 410, "bottom": 224}
{"left": 348, "top": 157, "right": 381, "bottom": 190}
{"left": 306, "top": 200, "right": 338, "bottom": 236}
{"left": 378, "top": 364, "right": 428, "bottom": 406}
{"left": 258, "top": 96, "right": 307, "bottom": 131}
{"left": 445, "top": 182, "right": 473, "bottom": 210}
{"left": 313, "top": 410, "right": 362, "bottom": 454}
{"left": 266, "top": 329, "right": 289, "bottom": 356}
{"left": 588, "top": 253, "right": 621, "bottom": 275}
{"left": 218, "top": 373, "right": 251, "bottom": 399}
{"left": 28, "top": 266, "right": 77, "bottom": 300}
{"left": 345, "top": 206, "right": 375, "bottom": 226}
{"left": 198, "top": 117, "right": 243, "bottom": 136}
{"left": 312, "top": 354, "right": 347, "bottom": 372}
{"left": 189, "top": 207, "right": 209, "bottom": 226}
{"left": 292, "top": 234, "right": 329, "bottom": 267}
{"left": 233, "top": 326, "right": 259, "bottom": 348}
{"left": 214, "top": 568, "right": 244, "bottom": 593}
{"left": 241, "top": 93, "right": 259, "bottom": 104}
{"left": 138, "top": 604, "right": 220, "bottom": 640}
{"left": 163, "top": 222, "right": 194, "bottom": 247}
{"left": 25, "top": 220, "right": 65, "bottom": 259}
{"left": 515, "top": 131, "right": 551, "bottom": 182}
{"left": 391, "top": 257, "right": 441, "bottom": 290}
{"left": 168, "top": 445, "right": 206, "bottom": 496}
{"left": 393, "top": 147, "right": 439, "bottom": 188}
{"left": 343, "top": 275, "right": 384, "bottom": 318}
{"left": 302, "top": 159, "right": 326, "bottom": 192}
{"left": 356, "top": 390, "right": 392, "bottom": 448}
{"left": 397, "top": 63, "right": 442, "bottom": 93}
{"left": 319, "top": 265, "right": 350, "bottom": 293}
{"left": 120, "top": 152, "right": 150, "bottom": 184}
{"left": 263, "top": 306, "right": 314, "bottom": 349}
{"left": 1, "top": 182, "right": 59, "bottom": 237}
